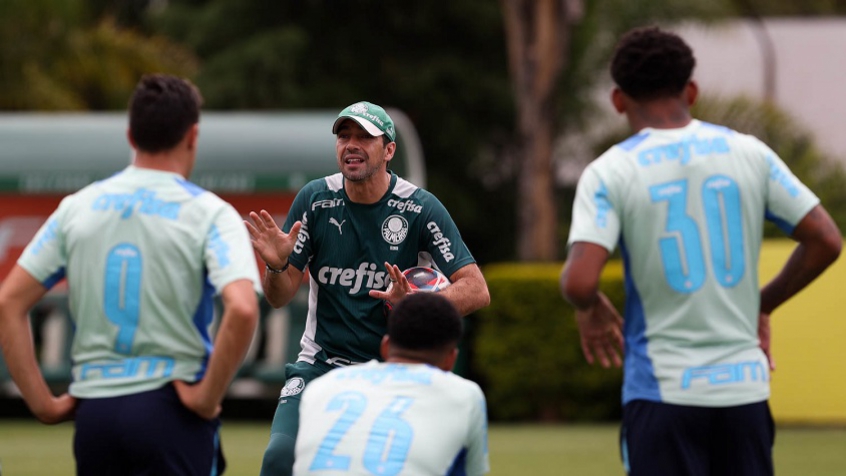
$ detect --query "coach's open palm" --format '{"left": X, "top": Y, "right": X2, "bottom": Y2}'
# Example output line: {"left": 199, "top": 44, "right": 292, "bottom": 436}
{"left": 575, "top": 292, "right": 624, "bottom": 369}
{"left": 368, "top": 262, "right": 411, "bottom": 304}
{"left": 245, "top": 210, "right": 302, "bottom": 269}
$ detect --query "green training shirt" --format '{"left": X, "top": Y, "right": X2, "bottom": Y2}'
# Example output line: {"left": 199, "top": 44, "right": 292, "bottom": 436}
{"left": 283, "top": 171, "right": 475, "bottom": 367}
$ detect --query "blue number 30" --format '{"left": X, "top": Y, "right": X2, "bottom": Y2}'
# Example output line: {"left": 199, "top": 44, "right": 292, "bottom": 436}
{"left": 649, "top": 176, "right": 745, "bottom": 293}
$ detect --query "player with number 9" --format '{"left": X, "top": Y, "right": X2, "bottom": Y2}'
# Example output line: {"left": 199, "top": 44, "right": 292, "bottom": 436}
{"left": 0, "top": 74, "right": 261, "bottom": 476}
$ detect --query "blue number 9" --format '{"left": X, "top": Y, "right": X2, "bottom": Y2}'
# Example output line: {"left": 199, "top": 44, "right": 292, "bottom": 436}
{"left": 103, "top": 243, "right": 142, "bottom": 355}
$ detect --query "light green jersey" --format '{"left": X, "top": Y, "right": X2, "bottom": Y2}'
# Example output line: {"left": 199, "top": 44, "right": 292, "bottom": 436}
{"left": 18, "top": 166, "right": 261, "bottom": 398}
{"left": 294, "top": 360, "right": 489, "bottom": 476}
{"left": 569, "top": 120, "right": 819, "bottom": 407}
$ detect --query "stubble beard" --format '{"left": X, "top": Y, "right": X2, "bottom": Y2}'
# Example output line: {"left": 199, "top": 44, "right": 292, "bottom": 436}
{"left": 341, "top": 154, "right": 382, "bottom": 183}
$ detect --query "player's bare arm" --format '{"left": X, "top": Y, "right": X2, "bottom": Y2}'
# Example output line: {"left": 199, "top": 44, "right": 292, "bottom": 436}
{"left": 560, "top": 242, "right": 609, "bottom": 310}
{"left": 245, "top": 209, "right": 304, "bottom": 308}
{"left": 760, "top": 205, "right": 842, "bottom": 315}
{"left": 758, "top": 312, "right": 775, "bottom": 371}
{"left": 440, "top": 263, "right": 490, "bottom": 316}
{"left": 561, "top": 242, "right": 624, "bottom": 368}
{"left": 0, "top": 265, "right": 77, "bottom": 424}
{"left": 174, "top": 279, "right": 259, "bottom": 420}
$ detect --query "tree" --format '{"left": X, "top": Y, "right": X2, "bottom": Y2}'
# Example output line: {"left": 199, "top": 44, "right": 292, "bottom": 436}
{"left": 0, "top": 0, "right": 196, "bottom": 110}
{"left": 499, "top": 0, "right": 735, "bottom": 260}
{"left": 501, "top": 0, "right": 583, "bottom": 261}
{"left": 112, "top": 0, "right": 846, "bottom": 264}
{"left": 149, "top": 1, "right": 518, "bottom": 264}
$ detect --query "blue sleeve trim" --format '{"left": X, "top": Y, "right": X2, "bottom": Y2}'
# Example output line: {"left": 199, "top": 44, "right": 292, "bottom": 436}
{"left": 43, "top": 267, "right": 66, "bottom": 290}
{"left": 444, "top": 447, "right": 468, "bottom": 476}
{"left": 765, "top": 209, "right": 795, "bottom": 235}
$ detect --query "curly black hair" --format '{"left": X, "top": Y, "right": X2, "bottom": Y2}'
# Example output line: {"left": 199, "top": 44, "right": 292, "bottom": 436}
{"left": 388, "top": 292, "right": 463, "bottom": 351}
{"left": 129, "top": 74, "right": 203, "bottom": 153}
{"left": 610, "top": 26, "right": 696, "bottom": 101}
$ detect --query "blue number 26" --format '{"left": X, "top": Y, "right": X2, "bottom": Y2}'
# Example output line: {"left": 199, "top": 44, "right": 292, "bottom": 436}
{"left": 649, "top": 176, "right": 745, "bottom": 293}
{"left": 310, "top": 392, "right": 414, "bottom": 476}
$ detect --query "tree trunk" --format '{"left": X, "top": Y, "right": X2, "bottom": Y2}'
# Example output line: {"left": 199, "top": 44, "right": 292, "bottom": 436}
{"left": 501, "top": 0, "right": 582, "bottom": 260}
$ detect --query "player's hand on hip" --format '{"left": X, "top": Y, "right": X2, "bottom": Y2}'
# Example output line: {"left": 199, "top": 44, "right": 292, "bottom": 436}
{"left": 245, "top": 210, "right": 301, "bottom": 269}
{"left": 33, "top": 393, "right": 77, "bottom": 425}
{"left": 173, "top": 380, "right": 222, "bottom": 420}
{"left": 575, "top": 292, "right": 624, "bottom": 368}
{"left": 368, "top": 262, "right": 411, "bottom": 304}
{"left": 758, "top": 312, "right": 775, "bottom": 371}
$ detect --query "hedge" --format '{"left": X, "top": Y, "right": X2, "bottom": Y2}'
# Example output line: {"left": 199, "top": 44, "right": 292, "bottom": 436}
{"left": 468, "top": 261, "right": 626, "bottom": 422}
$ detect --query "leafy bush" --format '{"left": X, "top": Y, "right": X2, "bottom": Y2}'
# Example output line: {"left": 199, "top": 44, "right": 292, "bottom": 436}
{"left": 470, "top": 262, "right": 625, "bottom": 422}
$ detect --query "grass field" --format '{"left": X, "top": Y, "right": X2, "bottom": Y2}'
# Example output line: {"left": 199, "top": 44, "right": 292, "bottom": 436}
{"left": 1, "top": 420, "right": 845, "bottom": 475}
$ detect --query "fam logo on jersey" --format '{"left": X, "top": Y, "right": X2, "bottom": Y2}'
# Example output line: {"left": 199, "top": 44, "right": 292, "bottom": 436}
{"left": 280, "top": 377, "right": 305, "bottom": 397}
{"left": 382, "top": 215, "right": 408, "bottom": 245}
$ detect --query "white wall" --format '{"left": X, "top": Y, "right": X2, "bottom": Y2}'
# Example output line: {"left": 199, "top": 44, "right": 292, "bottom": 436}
{"left": 678, "top": 18, "right": 846, "bottom": 161}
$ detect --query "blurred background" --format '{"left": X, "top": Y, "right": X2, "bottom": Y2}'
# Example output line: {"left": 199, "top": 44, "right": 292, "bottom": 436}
{"left": 1, "top": 1, "right": 845, "bottom": 466}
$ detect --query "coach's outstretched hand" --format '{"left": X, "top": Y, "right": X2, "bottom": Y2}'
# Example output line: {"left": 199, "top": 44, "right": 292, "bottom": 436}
{"left": 245, "top": 210, "right": 302, "bottom": 271}
{"left": 368, "top": 262, "right": 412, "bottom": 306}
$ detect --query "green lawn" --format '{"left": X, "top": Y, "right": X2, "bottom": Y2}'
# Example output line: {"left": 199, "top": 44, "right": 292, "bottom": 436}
{"left": 0, "top": 420, "right": 844, "bottom": 475}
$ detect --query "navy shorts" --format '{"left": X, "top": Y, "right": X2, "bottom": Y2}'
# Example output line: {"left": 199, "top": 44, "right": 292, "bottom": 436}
{"left": 74, "top": 383, "right": 225, "bottom": 476}
{"left": 621, "top": 399, "right": 774, "bottom": 476}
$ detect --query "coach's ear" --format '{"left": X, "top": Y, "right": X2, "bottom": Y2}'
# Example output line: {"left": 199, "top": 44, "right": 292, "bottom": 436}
{"left": 380, "top": 335, "right": 390, "bottom": 360}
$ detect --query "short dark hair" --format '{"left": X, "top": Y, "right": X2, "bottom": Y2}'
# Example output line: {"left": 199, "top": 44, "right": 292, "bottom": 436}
{"left": 610, "top": 26, "right": 695, "bottom": 101}
{"left": 128, "top": 74, "right": 203, "bottom": 153}
{"left": 388, "top": 293, "right": 463, "bottom": 351}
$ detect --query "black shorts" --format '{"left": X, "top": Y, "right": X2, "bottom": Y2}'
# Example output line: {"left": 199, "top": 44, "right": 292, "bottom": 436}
{"left": 74, "top": 383, "right": 226, "bottom": 476}
{"left": 621, "top": 399, "right": 774, "bottom": 476}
